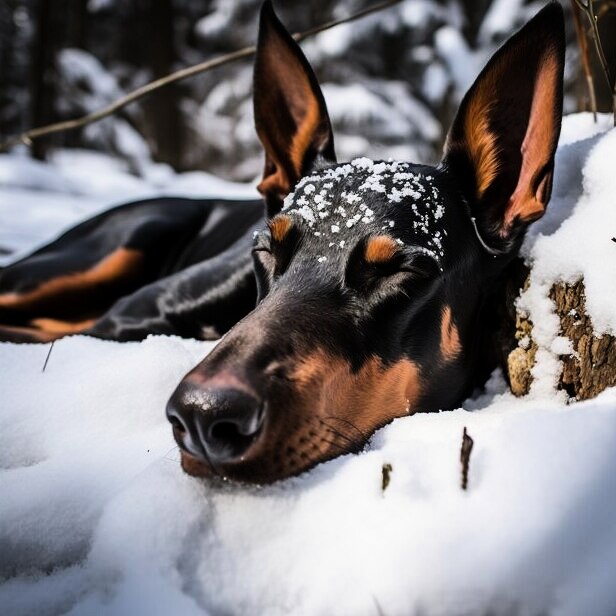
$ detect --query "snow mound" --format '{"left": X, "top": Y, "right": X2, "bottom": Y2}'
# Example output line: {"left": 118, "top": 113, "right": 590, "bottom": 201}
{"left": 1, "top": 114, "right": 616, "bottom": 615}
{"left": 1, "top": 339, "right": 616, "bottom": 615}
{"left": 520, "top": 113, "right": 616, "bottom": 395}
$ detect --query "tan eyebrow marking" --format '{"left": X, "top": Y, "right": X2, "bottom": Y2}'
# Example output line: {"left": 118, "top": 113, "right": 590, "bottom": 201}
{"left": 440, "top": 305, "right": 462, "bottom": 361}
{"left": 364, "top": 235, "right": 399, "bottom": 264}
{"left": 268, "top": 214, "right": 294, "bottom": 243}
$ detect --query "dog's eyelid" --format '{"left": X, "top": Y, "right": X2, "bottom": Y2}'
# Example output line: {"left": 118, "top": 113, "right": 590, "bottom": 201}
{"left": 398, "top": 251, "right": 441, "bottom": 278}
{"left": 252, "top": 230, "right": 272, "bottom": 249}
{"left": 252, "top": 243, "right": 272, "bottom": 255}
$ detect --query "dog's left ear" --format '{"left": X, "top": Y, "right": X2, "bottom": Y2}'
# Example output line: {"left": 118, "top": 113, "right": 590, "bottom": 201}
{"left": 254, "top": 1, "right": 336, "bottom": 216}
{"left": 443, "top": 3, "right": 565, "bottom": 252}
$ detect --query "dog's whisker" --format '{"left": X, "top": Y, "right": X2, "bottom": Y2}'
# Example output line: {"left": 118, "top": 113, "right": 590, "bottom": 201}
{"left": 322, "top": 415, "right": 368, "bottom": 443}
{"left": 317, "top": 418, "right": 357, "bottom": 446}
{"left": 318, "top": 437, "right": 352, "bottom": 454}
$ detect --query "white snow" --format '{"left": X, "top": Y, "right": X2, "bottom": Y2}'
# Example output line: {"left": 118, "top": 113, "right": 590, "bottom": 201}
{"left": 1, "top": 114, "right": 616, "bottom": 615}
{"left": 477, "top": 0, "right": 525, "bottom": 45}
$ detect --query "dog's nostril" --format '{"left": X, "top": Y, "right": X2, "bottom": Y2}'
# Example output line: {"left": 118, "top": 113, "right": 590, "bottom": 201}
{"left": 202, "top": 397, "right": 265, "bottom": 461}
{"left": 166, "top": 396, "right": 206, "bottom": 461}
{"left": 207, "top": 417, "right": 262, "bottom": 460}
{"left": 168, "top": 414, "right": 186, "bottom": 433}
{"left": 166, "top": 401, "right": 188, "bottom": 433}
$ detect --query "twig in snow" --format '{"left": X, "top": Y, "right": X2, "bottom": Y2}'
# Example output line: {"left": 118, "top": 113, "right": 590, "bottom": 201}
{"left": 372, "top": 595, "right": 386, "bottom": 616}
{"left": 381, "top": 463, "right": 393, "bottom": 492}
{"left": 460, "top": 427, "right": 474, "bottom": 491}
{"left": 42, "top": 341, "right": 55, "bottom": 373}
{"left": 0, "top": 0, "right": 403, "bottom": 153}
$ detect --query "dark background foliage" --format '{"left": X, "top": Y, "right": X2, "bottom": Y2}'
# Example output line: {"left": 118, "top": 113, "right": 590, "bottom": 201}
{"left": 0, "top": 0, "right": 614, "bottom": 181}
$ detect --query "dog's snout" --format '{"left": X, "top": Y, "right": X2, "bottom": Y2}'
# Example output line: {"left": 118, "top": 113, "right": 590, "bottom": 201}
{"left": 166, "top": 382, "right": 265, "bottom": 464}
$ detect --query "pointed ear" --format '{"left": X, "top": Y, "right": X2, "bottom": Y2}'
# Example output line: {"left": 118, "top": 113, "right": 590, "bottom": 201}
{"left": 443, "top": 3, "right": 565, "bottom": 252}
{"left": 253, "top": 1, "right": 336, "bottom": 216}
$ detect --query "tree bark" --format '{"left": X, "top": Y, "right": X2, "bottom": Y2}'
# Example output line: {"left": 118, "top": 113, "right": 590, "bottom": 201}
{"left": 504, "top": 273, "right": 616, "bottom": 400}
{"left": 30, "top": 0, "right": 55, "bottom": 160}
{"left": 124, "top": 0, "right": 183, "bottom": 169}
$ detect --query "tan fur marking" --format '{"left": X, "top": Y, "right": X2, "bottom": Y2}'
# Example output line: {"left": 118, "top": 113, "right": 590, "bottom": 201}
{"left": 0, "top": 317, "right": 97, "bottom": 342}
{"left": 503, "top": 53, "right": 559, "bottom": 233}
{"left": 289, "top": 86, "right": 321, "bottom": 175}
{"left": 0, "top": 324, "right": 56, "bottom": 343}
{"left": 440, "top": 305, "right": 461, "bottom": 361}
{"left": 364, "top": 235, "right": 399, "bottom": 264}
{"left": 29, "top": 317, "right": 97, "bottom": 334}
{"left": 175, "top": 347, "right": 423, "bottom": 482}
{"left": 291, "top": 349, "right": 422, "bottom": 432}
{"left": 464, "top": 91, "right": 500, "bottom": 198}
{"left": 0, "top": 247, "right": 143, "bottom": 312}
{"left": 269, "top": 214, "right": 294, "bottom": 242}
{"left": 255, "top": 69, "right": 320, "bottom": 200}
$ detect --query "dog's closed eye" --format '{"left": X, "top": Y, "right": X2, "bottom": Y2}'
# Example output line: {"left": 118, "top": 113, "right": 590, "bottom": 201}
{"left": 345, "top": 236, "right": 439, "bottom": 296}
{"left": 253, "top": 216, "right": 301, "bottom": 298}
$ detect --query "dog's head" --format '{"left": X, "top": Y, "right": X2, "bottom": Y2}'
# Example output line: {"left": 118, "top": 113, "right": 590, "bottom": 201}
{"left": 167, "top": 1, "right": 565, "bottom": 483}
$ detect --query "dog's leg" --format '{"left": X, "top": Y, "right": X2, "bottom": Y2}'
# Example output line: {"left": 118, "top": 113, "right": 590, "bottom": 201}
{"left": 84, "top": 222, "right": 261, "bottom": 341}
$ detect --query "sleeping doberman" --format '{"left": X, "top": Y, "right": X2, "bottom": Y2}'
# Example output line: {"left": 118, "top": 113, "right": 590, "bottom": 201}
{"left": 0, "top": 2, "right": 565, "bottom": 483}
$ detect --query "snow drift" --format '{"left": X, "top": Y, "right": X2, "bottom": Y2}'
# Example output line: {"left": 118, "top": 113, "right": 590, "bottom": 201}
{"left": 1, "top": 113, "right": 615, "bottom": 615}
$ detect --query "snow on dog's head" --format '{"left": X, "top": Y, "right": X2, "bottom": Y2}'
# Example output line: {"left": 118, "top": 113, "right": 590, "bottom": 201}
{"left": 166, "top": 2, "right": 566, "bottom": 483}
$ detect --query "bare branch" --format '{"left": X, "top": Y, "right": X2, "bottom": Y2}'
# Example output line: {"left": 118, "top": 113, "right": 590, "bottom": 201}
{"left": 571, "top": 0, "right": 598, "bottom": 120}
{"left": 0, "top": 0, "right": 402, "bottom": 153}
{"left": 574, "top": 0, "right": 616, "bottom": 125}
{"left": 42, "top": 341, "right": 55, "bottom": 373}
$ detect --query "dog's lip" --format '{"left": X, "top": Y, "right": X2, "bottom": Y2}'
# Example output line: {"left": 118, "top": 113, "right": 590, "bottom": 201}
{"left": 180, "top": 450, "right": 215, "bottom": 479}
{"left": 179, "top": 450, "right": 261, "bottom": 484}
{"left": 172, "top": 424, "right": 209, "bottom": 462}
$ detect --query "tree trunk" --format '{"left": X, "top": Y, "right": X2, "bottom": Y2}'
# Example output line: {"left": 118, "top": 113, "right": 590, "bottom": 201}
{"left": 504, "top": 273, "right": 616, "bottom": 400}
{"left": 30, "top": 0, "right": 55, "bottom": 160}
{"left": 29, "top": 0, "right": 89, "bottom": 158}
{"left": 124, "top": 0, "right": 183, "bottom": 169}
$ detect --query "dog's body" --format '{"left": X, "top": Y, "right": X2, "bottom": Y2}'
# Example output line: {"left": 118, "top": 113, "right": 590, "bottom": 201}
{"left": 0, "top": 196, "right": 263, "bottom": 341}
{"left": 0, "top": 2, "right": 565, "bottom": 484}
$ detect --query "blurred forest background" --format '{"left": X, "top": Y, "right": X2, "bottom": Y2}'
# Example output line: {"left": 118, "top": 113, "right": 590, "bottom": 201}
{"left": 0, "top": 0, "right": 614, "bottom": 182}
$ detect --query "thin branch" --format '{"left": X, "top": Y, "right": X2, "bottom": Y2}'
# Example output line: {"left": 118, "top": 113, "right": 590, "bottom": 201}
{"left": 42, "top": 341, "right": 55, "bottom": 373}
{"left": 0, "top": 0, "right": 402, "bottom": 153}
{"left": 574, "top": 0, "right": 616, "bottom": 125}
{"left": 586, "top": 0, "right": 612, "bottom": 88}
{"left": 571, "top": 0, "right": 598, "bottom": 120}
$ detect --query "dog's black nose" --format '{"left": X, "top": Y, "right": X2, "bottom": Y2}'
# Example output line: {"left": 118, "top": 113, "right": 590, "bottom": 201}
{"left": 166, "top": 383, "right": 265, "bottom": 463}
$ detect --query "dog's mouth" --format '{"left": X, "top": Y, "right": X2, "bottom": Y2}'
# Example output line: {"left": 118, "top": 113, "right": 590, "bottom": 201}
{"left": 167, "top": 349, "right": 420, "bottom": 484}
{"left": 175, "top": 419, "right": 368, "bottom": 485}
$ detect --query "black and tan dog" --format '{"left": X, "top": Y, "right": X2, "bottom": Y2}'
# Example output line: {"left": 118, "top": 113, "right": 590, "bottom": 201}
{"left": 0, "top": 3, "right": 564, "bottom": 483}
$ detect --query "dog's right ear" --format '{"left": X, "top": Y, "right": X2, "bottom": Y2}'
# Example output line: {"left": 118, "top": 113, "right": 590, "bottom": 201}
{"left": 254, "top": 1, "right": 336, "bottom": 217}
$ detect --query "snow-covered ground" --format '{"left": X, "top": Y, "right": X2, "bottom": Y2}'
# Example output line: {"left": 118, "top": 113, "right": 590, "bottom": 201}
{"left": 1, "top": 113, "right": 615, "bottom": 615}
